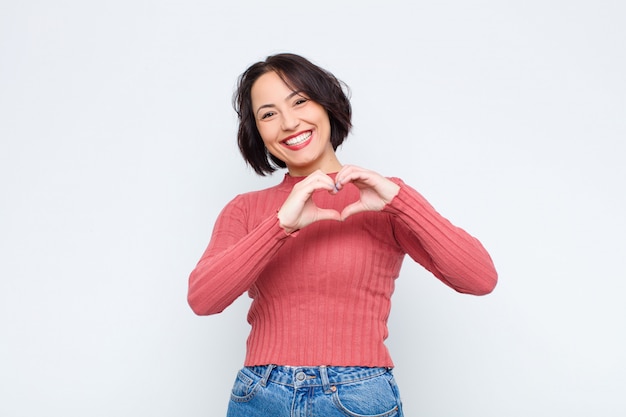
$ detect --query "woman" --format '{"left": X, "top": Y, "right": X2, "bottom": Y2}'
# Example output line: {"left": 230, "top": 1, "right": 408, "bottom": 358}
{"left": 188, "top": 53, "right": 498, "bottom": 417}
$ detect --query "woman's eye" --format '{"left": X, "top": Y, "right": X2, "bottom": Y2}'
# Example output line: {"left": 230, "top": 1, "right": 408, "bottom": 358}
{"left": 261, "top": 111, "right": 275, "bottom": 120}
{"left": 295, "top": 98, "right": 308, "bottom": 106}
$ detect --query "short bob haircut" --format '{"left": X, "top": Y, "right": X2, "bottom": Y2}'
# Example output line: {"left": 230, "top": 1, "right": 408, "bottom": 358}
{"left": 233, "top": 53, "right": 352, "bottom": 176}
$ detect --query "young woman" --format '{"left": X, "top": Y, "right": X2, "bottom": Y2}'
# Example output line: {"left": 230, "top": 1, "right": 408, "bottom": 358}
{"left": 188, "top": 53, "right": 498, "bottom": 417}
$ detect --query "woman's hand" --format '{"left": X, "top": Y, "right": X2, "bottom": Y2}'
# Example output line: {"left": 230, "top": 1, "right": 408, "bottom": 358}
{"left": 335, "top": 165, "right": 400, "bottom": 220}
{"left": 277, "top": 170, "right": 342, "bottom": 233}
{"left": 277, "top": 166, "right": 401, "bottom": 234}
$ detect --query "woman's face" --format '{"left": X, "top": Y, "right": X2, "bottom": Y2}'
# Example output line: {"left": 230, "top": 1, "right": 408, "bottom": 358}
{"left": 250, "top": 71, "right": 340, "bottom": 176}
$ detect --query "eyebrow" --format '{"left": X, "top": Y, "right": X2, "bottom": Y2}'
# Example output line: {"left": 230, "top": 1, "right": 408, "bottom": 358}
{"left": 255, "top": 90, "right": 303, "bottom": 117}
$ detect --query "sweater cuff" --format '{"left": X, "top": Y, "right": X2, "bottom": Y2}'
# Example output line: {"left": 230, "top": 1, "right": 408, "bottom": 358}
{"left": 382, "top": 178, "right": 432, "bottom": 218}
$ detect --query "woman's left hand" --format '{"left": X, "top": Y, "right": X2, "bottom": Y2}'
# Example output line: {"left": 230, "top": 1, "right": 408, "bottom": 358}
{"left": 335, "top": 165, "right": 401, "bottom": 220}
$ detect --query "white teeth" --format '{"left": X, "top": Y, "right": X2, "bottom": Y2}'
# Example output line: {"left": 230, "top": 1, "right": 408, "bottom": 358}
{"left": 284, "top": 131, "right": 311, "bottom": 146}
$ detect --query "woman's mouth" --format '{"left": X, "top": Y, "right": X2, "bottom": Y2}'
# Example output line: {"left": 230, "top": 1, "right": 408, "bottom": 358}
{"left": 282, "top": 131, "right": 312, "bottom": 149}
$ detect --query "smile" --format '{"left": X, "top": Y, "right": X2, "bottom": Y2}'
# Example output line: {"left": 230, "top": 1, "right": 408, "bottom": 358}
{"left": 282, "top": 131, "right": 312, "bottom": 147}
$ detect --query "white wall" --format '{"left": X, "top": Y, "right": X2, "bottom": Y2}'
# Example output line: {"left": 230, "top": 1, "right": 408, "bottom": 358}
{"left": 1, "top": 1, "right": 624, "bottom": 416}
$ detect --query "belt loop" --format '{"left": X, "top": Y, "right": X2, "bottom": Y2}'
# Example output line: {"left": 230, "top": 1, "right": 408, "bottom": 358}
{"left": 320, "top": 365, "right": 332, "bottom": 394}
{"left": 260, "top": 364, "right": 276, "bottom": 387}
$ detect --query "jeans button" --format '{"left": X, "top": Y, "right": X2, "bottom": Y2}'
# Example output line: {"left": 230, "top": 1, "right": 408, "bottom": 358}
{"left": 296, "top": 372, "right": 306, "bottom": 381}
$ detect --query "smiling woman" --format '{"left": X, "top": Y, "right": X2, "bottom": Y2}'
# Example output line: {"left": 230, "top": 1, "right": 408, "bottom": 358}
{"left": 233, "top": 53, "right": 352, "bottom": 176}
{"left": 187, "top": 53, "right": 498, "bottom": 417}
{"left": 251, "top": 71, "right": 338, "bottom": 177}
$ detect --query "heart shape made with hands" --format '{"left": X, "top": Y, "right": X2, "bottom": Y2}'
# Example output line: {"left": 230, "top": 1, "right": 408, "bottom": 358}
{"left": 310, "top": 185, "right": 376, "bottom": 221}
{"left": 277, "top": 167, "right": 400, "bottom": 233}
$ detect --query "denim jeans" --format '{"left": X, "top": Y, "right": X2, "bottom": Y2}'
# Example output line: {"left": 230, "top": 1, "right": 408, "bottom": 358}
{"left": 226, "top": 365, "right": 404, "bottom": 417}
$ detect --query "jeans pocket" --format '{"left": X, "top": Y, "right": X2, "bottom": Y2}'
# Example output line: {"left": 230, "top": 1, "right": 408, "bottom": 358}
{"left": 230, "top": 368, "right": 262, "bottom": 403}
{"left": 331, "top": 372, "right": 401, "bottom": 417}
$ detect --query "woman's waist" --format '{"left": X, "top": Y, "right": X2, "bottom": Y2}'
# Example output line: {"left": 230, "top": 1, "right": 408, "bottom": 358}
{"left": 244, "top": 365, "right": 392, "bottom": 388}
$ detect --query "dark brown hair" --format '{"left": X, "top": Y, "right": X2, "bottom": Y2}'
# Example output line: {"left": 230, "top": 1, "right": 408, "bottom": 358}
{"left": 233, "top": 53, "right": 352, "bottom": 175}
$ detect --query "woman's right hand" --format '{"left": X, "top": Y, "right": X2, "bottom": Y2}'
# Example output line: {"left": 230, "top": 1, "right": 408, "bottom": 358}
{"left": 277, "top": 170, "right": 342, "bottom": 234}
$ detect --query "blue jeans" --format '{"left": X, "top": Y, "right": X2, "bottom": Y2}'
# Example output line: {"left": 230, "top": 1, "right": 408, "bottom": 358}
{"left": 226, "top": 365, "right": 404, "bottom": 417}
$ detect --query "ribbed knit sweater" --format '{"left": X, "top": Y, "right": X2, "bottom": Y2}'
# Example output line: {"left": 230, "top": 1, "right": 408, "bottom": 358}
{"left": 188, "top": 173, "right": 497, "bottom": 367}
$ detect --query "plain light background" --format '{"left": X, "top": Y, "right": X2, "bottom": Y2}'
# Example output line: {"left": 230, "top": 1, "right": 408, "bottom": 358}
{"left": 1, "top": 1, "right": 624, "bottom": 416}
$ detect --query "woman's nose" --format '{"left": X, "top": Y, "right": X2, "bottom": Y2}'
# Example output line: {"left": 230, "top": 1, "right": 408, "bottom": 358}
{"left": 281, "top": 111, "right": 300, "bottom": 131}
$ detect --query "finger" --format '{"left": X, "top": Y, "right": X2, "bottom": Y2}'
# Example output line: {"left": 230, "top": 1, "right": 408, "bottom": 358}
{"left": 336, "top": 165, "right": 373, "bottom": 189}
{"left": 337, "top": 167, "right": 398, "bottom": 202}
{"left": 302, "top": 170, "right": 339, "bottom": 192}
{"left": 290, "top": 175, "right": 336, "bottom": 203}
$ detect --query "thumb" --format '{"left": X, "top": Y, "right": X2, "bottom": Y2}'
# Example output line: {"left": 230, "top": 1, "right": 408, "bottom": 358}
{"left": 340, "top": 202, "right": 366, "bottom": 221}
{"left": 315, "top": 208, "right": 343, "bottom": 222}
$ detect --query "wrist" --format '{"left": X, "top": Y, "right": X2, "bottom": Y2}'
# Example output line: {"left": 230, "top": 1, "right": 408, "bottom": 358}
{"left": 276, "top": 211, "right": 298, "bottom": 235}
{"left": 381, "top": 180, "right": 401, "bottom": 204}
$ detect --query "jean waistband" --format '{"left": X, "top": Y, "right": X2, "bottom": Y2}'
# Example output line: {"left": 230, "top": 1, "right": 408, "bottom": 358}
{"left": 246, "top": 365, "right": 391, "bottom": 389}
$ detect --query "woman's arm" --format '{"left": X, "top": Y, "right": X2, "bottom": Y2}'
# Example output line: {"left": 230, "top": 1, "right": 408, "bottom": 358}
{"left": 383, "top": 178, "right": 498, "bottom": 295}
{"left": 187, "top": 196, "right": 292, "bottom": 316}
{"left": 189, "top": 171, "right": 346, "bottom": 316}
{"left": 334, "top": 165, "right": 496, "bottom": 294}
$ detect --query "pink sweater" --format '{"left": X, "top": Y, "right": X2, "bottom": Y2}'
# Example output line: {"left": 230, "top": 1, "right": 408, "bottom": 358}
{"left": 188, "top": 174, "right": 497, "bottom": 367}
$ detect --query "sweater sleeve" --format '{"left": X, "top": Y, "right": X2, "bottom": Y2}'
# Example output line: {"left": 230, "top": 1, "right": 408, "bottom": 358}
{"left": 382, "top": 178, "right": 498, "bottom": 295}
{"left": 187, "top": 195, "right": 293, "bottom": 315}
